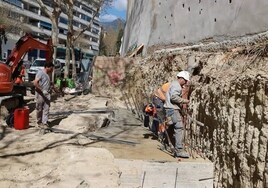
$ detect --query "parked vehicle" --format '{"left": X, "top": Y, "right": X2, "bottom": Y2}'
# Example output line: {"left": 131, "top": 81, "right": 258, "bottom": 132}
{"left": 22, "top": 60, "right": 32, "bottom": 69}
{"left": 28, "top": 58, "right": 62, "bottom": 82}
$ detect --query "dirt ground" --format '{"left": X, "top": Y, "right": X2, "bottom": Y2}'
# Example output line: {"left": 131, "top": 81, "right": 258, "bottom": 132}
{"left": 0, "top": 91, "right": 207, "bottom": 187}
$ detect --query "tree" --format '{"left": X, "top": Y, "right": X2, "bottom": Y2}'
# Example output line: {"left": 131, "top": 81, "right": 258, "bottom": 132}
{"left": 37, "top": 0, "right": 113, "bottom": 79}
{"left": 103, "top": 28, "right": 117, "bottom": 56}
{"left": 62, "top": 0, "right": 113, "bottom": 78}
{"left": 73, "top": 0, "right": 113, "bottom": 41}
{"left": 36, "top": 0, "right": 63, "bottom": 83}
{"left": 61, "top": 0, "right": 75, "bottom": 79}
{"left": 116, "top": 28, "right": 124, "bottom": 54}
{"left": 36, "top": 0, "right": 62, "bottom": 60}
{"left": 99, "top": 30, "right": 107, "bottom": 56}
{"left": 0, "top": 7, "right": 31, "bottom": 60}
{"left": 0, "top": 25, "right": 7, "bottom": 60}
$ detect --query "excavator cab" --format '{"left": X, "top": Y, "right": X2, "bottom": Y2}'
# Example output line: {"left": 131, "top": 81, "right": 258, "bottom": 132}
{"left": 0, "top": 33, "right": 53, "bottom": 94}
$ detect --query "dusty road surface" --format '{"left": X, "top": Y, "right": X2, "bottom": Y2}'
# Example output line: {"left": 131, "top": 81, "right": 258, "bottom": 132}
{"left": 0, "top": 92, "right": 213, "bottom": 187}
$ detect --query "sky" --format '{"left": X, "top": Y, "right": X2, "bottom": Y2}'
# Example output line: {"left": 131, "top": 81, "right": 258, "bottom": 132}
{"left": 100, "top": 0, "right": 127, "bottom": 22}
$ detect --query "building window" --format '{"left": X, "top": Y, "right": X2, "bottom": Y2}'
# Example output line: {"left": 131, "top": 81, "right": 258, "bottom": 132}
{"left": 73, "top": 10, "right": 80, "bottom": 17}
{"left": 91, "top": 45, "right": 99, "bottom": 51}
{"left": 92, "top": 28, "right": 99, "bottom": 35}
{"left": 74, "top": 1, "right": 80, "bottom": 7}
{"left": 3, "top": 0, "right": 22, "bottom": 8}
{"left": 91, "top": 37, "right": 98, "bottom": 43}
{"left": 81, "top": 6, "right": 93, "bottom": 14}
{"left": 43, "top": 0, "right": 52, "bottom": 6}
{"left": 8, "top": 11, "right": 21, "bottom": 21}
{"left": 81, "top": 13, "right": 91, "bottom": 22}
{"left": 40, "top": 21, "right": 52, "bottom": 30}
{"left": 73, "top": 20, "right": 79, "bottom": 27}
{"left": 28, "top": 49, "right": 38, "bottom": 61}
{"left": 93, "top": 21, "right": 100, "bottom": 27}
{"left": 59, "top": 28, "right": 68, "bottom": 35}
{"left": 60, "top": 17, "right": 68, "bottom": 24}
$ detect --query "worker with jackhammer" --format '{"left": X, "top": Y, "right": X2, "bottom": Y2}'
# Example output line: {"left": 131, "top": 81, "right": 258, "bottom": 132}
{"left": 164, "top": 70, "right": 190, "bottom": 158}
{"left": 143, "top": 81, "right": 170, "bottom": 135}
{"left": 151, "top": 82, "right": 170, "bottom": 135}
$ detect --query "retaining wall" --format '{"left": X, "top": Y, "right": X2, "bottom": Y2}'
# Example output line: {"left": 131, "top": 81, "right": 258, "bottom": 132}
{"left": 121, "top": 0, "right": 268, "bottom": 56}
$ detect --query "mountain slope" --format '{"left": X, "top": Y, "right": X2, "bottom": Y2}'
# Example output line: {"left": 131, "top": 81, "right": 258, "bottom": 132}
{"left": 100, "top": 18, "right": 125, "bottom": 31}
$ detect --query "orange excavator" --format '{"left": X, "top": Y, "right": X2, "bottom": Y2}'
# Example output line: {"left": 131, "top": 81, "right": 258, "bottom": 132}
{"left": 0, "top": 33, "right": 53, "bottom": 125}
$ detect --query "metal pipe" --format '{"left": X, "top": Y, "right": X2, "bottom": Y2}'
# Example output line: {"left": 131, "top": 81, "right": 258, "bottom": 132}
{"left": 187, "top": 114, "right": 204, "bottom": 126}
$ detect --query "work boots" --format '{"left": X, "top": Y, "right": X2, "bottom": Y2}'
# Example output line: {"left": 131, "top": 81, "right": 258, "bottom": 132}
{"left": 38, "top": 123, "right": 52, "bottom": 135}
{"left": 174, "top": 149, "right": 189, "bottom": 158}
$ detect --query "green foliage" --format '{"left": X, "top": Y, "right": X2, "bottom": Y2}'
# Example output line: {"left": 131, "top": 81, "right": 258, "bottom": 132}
{"left": 99, "top": 31, "right": 107, "bottom": 56}
{"left": 116, "top": 28, "right": 124, "bottom": 53}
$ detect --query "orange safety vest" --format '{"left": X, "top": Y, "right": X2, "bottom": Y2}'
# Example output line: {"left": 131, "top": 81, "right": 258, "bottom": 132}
{"left": 154, "top": 82, "right": 170, "bottom": 101}
{"left": 15, "top": 66, "right": 25, "bottom": 84}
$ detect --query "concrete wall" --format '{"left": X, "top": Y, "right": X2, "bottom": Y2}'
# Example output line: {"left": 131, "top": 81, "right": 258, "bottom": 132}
{"left": 121, "top": 0, "right": 268, "bottom": 55}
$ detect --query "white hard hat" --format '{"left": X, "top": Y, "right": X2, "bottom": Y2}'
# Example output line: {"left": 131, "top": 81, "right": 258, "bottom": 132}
{"left": 176, "top": 71, "right": 190, "bottom": 81}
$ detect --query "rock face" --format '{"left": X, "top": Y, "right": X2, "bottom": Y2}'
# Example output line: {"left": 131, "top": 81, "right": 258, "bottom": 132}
{"left": 118, "top": 40, "right": 268, "bottom": 187}
{"left": 92, "top": 56, "right": 136, "bottom": 97}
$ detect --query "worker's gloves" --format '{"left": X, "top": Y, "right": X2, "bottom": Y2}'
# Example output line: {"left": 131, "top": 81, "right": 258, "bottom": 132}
{"left": 43, "top": 90, "right": 49, "bottom": 95}
{"left": 183, "top": 99, "right": 190, "bottom": 104}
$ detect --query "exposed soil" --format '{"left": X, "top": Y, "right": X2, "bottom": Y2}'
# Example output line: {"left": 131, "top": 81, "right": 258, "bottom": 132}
{"left": 0, "top": 91, "right": 208, "bottom": 187}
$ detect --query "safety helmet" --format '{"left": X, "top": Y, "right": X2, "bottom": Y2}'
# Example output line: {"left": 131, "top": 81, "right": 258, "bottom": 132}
{"left": 176, "top": 71, "right": 190, "bottom": 81}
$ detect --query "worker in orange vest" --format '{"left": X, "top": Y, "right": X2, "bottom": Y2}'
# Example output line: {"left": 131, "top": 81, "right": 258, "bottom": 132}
{"left": 15, "top": 64, "right": 25, "bottom": 85}
{"left": 143, "top": 82, "right": 169, "bottom": 134}
{"left": 149, "top": 82, "right": 171, "bottom": 135}
{"left": 153, "top": 82, "right": 170, "bottom": 117}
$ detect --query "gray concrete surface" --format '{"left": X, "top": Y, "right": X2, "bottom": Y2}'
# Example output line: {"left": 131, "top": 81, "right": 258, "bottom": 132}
{"left": 121, "top": 0, "right": 268, "bottom": 55}
{"left": 90, "top": 107, "right": 213, "bottom": 187}
{"left": 116, "top": 159, "right": 213, "bottom": 188}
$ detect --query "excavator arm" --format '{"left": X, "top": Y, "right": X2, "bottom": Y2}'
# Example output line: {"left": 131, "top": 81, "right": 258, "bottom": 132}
{"left": 0, "top": 33, "right": 53, "bottom": 94}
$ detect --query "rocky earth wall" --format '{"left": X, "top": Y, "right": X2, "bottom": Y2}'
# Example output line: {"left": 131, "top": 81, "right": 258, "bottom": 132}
{"left": 92, "top": 56, "right": 137, "bottom": 97}
{"left": 118, "top": 40, "right": 268, "bottom": 187}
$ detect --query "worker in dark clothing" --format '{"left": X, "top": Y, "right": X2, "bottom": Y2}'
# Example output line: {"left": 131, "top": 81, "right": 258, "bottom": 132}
{"left": 151, "top": 82, "right": 170, "bottom": 135}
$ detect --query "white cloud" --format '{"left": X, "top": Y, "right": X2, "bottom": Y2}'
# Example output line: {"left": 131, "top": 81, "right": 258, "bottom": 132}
{"left": 100, "top": 14, "right": 118, "bottom": 22}
{"left": 113, "top": 0, "right": 127, "bottom": 11}
{"left": 100, "top": 0, "right": 127, "bottom": 22}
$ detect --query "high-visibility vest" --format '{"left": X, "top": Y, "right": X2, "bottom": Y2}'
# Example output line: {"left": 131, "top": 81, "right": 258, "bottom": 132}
{"left": 154, "top": 82, "right": 170, "bottom": 101}
{"left": 15, "top": 66, "right": 25, "bottom": 84}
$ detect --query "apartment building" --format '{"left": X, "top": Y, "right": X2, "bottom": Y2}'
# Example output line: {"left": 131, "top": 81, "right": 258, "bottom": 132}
{"left": 0, "top": 0, "right": 101, "bottom": 61}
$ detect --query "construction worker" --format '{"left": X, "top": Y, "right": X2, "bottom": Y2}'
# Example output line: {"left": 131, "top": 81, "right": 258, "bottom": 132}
{"left": 164, "top": 70, "right": 190, "bottom": 158}
{"left": 151, "top": 82, "right": 170, "bottom": 134}
{"left": 15, "top": 64, "right": 25, "bottom": 85}
{"left": 33, "top": 61, "right": 54, "bottom": 128}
